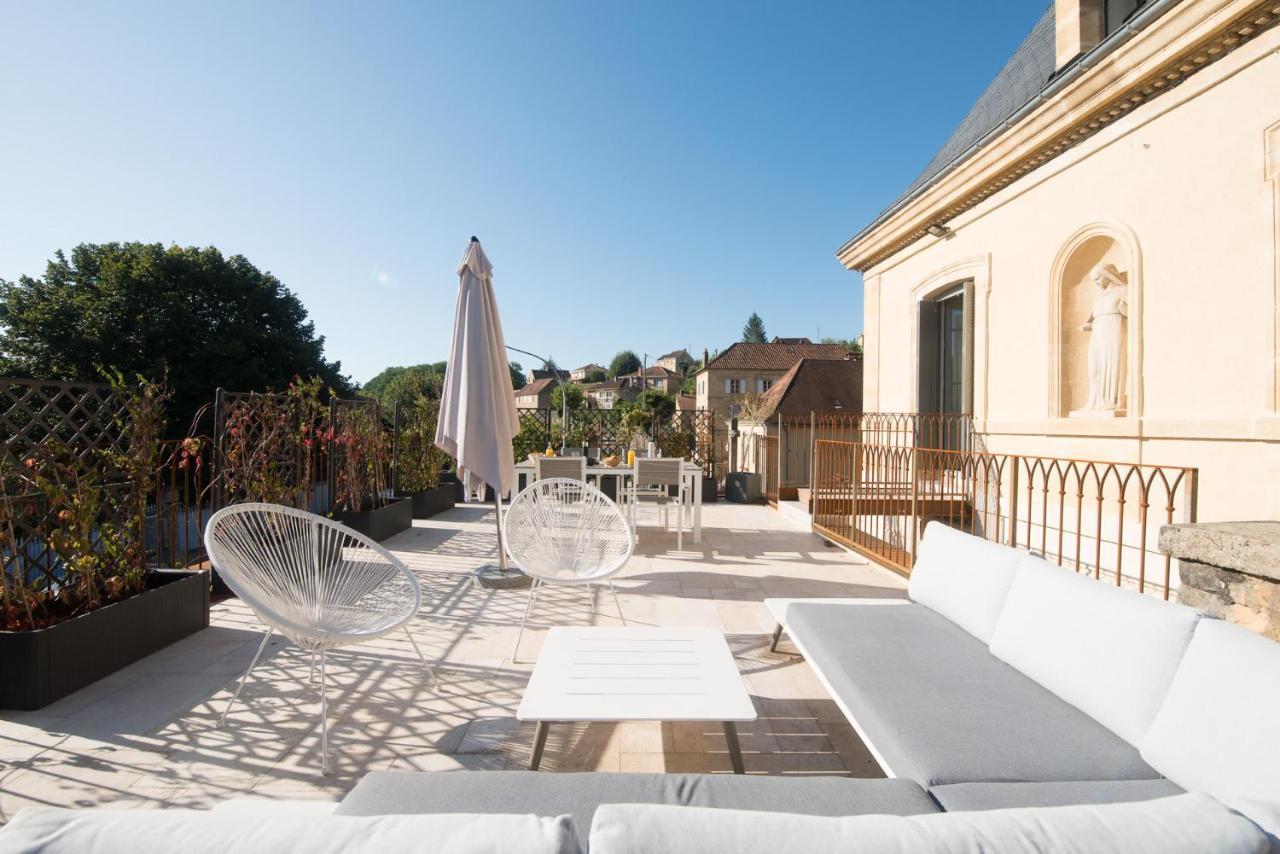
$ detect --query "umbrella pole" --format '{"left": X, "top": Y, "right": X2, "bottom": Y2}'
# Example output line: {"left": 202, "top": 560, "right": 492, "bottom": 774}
{"left": 472, "top": 485, "right": 530, "bottom": 589}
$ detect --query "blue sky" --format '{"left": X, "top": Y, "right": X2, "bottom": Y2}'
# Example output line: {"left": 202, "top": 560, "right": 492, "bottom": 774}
{"left": 0, "top": 1, "right": 1045, "bottom": 385}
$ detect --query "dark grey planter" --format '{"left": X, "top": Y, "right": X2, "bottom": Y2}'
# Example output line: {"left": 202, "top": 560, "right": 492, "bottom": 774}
{"left": 0, "top": 569, "right": 210, "bottom": 711}
{"left": 398, "top": 485, "right": 456, "bottom": 519}
{"left": 334, "top": 495, "right": 413, "bottom": 541}
{"left": 701, "top": 476, "right": 719, "bottom": 502}
{"left": 725, "top": 472, "right": 762, "bottom": 503}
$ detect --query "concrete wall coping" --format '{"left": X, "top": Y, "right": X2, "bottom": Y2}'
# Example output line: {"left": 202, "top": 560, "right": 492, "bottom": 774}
{"left": 1159, "top": 522, "right": 1280, "bottom": 582}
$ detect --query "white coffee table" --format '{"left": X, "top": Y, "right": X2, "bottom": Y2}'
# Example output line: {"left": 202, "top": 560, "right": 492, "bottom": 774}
{"left": 516, "top": 627, "right": 757, "bottom": 773}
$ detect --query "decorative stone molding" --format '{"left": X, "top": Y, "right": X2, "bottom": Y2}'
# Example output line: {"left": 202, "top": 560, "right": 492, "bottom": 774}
{"left": 1047, "top": 221, "right": 1143, "bottom": 419}
{"left": 1160, "top": 521, "right": 1280, "bottom": 640}
{"left": 839, "top": 0, "right": 1280, "bottom": 273}
{"left": 1267, "top": 120, "right": 1280, "bottom": 411}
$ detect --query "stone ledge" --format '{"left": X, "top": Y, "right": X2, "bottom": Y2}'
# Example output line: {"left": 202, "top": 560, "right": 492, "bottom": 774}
{"left": 1159, "top": 522, "right": 1280, "bottom": 581}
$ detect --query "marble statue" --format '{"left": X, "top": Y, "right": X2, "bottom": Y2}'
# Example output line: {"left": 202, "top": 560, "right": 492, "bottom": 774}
{"left": 1078, "top": 263, "right": 1128, "bottom": 413}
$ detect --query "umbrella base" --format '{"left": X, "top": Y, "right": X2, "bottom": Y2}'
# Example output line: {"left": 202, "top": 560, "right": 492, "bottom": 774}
{"left": 472, "top": 565, "right": 533, "bottom": 590}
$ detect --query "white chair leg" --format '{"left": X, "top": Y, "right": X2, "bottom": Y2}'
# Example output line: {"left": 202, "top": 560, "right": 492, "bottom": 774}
{"left": 608, "top": 581, "right": 626, "bottom": 626}
{"left": 219, "top": 627, "right": 272, "bottom": 727}
{"left": 404, "top": 626, "right": 443, "bottom": 692}
{"left": 319, "top": 648, "right": 330, "bottom": 775}
{"left": 512, "top": 579, "right": 540, "bottom": 663}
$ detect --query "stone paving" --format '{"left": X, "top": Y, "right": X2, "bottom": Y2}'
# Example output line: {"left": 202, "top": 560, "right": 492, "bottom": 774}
{"left": 0, "top": 501, "right": 906, "bottom": 819}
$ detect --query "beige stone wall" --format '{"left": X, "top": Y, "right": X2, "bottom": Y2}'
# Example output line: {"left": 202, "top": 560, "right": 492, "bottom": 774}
{"left": 860, "top": 27, "right": 1280, "bottom": 522}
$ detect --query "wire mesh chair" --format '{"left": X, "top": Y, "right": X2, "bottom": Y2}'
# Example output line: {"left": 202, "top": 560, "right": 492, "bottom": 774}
{"left": 503, "top": 478, "right": 634, "bottom": 661}
{"left": 204, "top": 502, "right": 439, "bottom": 774}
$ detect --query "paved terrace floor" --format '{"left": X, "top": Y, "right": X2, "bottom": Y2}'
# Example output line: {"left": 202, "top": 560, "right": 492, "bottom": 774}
{"left": 0, "top": 502, "right": 906, "bottom": 819}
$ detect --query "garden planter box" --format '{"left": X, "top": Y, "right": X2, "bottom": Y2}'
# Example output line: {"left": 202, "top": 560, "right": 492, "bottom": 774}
{"left": 701, "top": 476, "right": 719, "bottom": 502}
{"left": 397, "top": 485, "right": 456, "bottom": 519}
{"left": 725, "top": 472, "right": 762, "bottom": 503}
{"left": 334, "top": 495, "right": 413, "bottom": 541}
{"left": 0, "top": 569, "right": 210, "bottom": 711}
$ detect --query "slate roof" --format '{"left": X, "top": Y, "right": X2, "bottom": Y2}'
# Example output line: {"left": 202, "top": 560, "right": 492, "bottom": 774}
{"left": 700, "top": 342, "right": 850, "bottom": 373}
{"left": 756, "top": 358, "right": 864, "bottom": 420}
{"left": 853, "top": 5, "right": 1057, "bottom": 240}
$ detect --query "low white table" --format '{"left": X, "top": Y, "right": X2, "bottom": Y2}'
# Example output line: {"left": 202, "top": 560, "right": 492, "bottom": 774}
{"left": 516, "top": 627, "right": 757, "bottom": 773}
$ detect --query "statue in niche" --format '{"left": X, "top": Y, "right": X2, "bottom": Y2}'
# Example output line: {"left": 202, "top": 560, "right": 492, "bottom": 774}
{"left": 1077, "top": 263, "right": 1128, "bottom": 414}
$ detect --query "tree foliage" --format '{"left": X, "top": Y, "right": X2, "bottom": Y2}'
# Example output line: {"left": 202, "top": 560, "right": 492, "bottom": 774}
{"left": 820, "top": 336, "right": 863, "bottom": 355}
{"left": 608, "top": 350, "right": 641, "bottom": 378}
{"left": 582, "top": 369, "right": 607, "bottom": 384}
{"left": 0, "top": 243, "right": 353, "bottom": 432}
{"left": 742, "top": 312, "right": 767, "bottom": 344}
{"left": 550, "top": 382, "right": 586, "bottom": 411}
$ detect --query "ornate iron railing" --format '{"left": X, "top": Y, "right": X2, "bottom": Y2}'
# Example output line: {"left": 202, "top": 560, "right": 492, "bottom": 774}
{"left": 812, "top": 439, "right": 1198, "bottom": 599}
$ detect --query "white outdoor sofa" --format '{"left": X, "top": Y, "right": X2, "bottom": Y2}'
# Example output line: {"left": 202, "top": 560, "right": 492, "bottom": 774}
{"left": 3, "top": 524, "right": 1277, "bottom": 853}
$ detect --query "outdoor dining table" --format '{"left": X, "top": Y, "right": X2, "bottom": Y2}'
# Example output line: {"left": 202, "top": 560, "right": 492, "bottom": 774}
{"left": 513, "top": 458, "right": 704, "bottom": 543}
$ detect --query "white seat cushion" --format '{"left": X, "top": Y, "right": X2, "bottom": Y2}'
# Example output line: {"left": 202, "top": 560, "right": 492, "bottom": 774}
{"left": 0, "top": 809, "right": 577, "bottom": 854}
{"left": 1141, "top": 618, "right": 1280, "bottom": 837}
{"left": 906, "top": 522, "right": 1022, "bottom": 643}
{"left": 587, "top": 794, "right": 1268, "bottom": 854}
{"left": 987, "top": 553, "right": 1200, "bottom": 746}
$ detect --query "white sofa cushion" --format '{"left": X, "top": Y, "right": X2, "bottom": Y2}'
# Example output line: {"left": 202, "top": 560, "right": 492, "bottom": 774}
{"left": 587, "top": 794, "right": 1267, "bottom": 854}
{"left": 0, "top": 808, "right": 578, "bottom": 854}
{"left": 987, "top": 552, "right": 1200, "bottom": 746}
{"left": 906, "top": 522, "right": 1023, "bottom": 643}
{"left": 1141, "top": 618, "right": 1280, "bottom": 837}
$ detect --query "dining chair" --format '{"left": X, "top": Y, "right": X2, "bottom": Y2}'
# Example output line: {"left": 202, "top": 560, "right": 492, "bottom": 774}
{"left": 628, "top": 458, "right": 688, "bottom": 549}
{"left": 534, "top": 456, "right": 587, "bottom": 482}
{"left": 503, "top": 478, "right": 633, "bottom": 661}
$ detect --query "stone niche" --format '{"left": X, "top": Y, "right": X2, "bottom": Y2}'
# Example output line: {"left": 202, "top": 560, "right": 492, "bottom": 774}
{"left": 1159, "top": 522, "right": 1280, "bottom": 641}
{"left": 1054, "top": 233, "right": 1130, "bottom": 417}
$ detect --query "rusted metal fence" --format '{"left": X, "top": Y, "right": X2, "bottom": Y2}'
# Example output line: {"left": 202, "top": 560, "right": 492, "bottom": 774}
{"left": 812, "top": 438, "right": 1198, "bottom": 599}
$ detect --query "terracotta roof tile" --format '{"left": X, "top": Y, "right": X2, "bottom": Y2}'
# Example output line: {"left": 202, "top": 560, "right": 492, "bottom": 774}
{"left": 700, "top": 342, "right": 850, "bottom": 372}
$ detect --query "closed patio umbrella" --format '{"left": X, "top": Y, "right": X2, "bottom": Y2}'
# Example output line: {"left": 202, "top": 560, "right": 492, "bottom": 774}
{"left": 435, "top": 237, "right": 525, "bottom": 587}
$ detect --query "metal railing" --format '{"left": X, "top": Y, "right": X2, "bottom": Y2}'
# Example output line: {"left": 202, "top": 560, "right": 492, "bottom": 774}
{"left": 812, "top": 439, "right": 1198, "bottom": 599}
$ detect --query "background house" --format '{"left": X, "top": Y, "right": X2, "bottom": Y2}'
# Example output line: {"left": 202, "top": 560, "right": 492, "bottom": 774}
{"left": 619, "top": 365, "right": 683, "bottom": 395}
{"left": 582, "top": 379, "right": 637, "bottom": 410}
{"left": 514, "top": 377, "right": 556, "bottom": 409}
{"left": 569, "top": 363, "right": 606, "bottom": 382}
{"left": 656, "top": 349, "right": 694, "bottom": 375}
{"left": 841, "top": 0, "right": 1280, "bottom": 522}
{"left": 738, "top": 357, "right": 864, "bottom": 499}
{"left": 527, "top": 367, "right": 570, "bottom": 384}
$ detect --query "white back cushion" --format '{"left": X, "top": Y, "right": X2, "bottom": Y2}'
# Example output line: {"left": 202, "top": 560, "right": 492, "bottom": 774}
{"left": 907, "top": 522, "right": 1023, "bottom": 643}
{"left": 1141, "top": 618, "right": 1280, "bottom": 836}
{"left": 987, "top": 553, "right": 1200, "bottom": 746}
{"left": 588, "top": 794, "right": 1268, "bottom": 854}
{"left": 0, "top": 809, "right": 578, "bottom": 854}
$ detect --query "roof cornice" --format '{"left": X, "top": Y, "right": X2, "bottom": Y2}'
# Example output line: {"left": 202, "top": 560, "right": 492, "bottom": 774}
{"left": 838, "top": 0, "right": 1280, "bottom": 273}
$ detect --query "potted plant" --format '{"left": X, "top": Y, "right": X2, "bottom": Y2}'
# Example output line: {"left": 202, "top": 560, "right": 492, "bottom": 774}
{"left": 328, "top": 399, "right": 411, "bottom": 540}
{"left": 0, "top": 376, "right": 209, "bottom": 710}
{"left": 393, "top": 395, "right": 455, "bottom": 519}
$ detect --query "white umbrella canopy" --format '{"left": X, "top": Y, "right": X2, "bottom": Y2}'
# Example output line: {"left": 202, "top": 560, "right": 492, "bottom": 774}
{"left": 435, "top": 237, "right": 520, "bottom": 500}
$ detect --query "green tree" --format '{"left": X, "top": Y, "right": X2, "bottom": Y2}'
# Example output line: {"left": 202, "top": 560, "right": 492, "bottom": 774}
{"left": 363, "top": 362, "right": 446, "bottom": 403}
{"left": 742, "top": 312, "right": 767, "bottom": 344}
{"left": 550, "top": 382, "right": 586, "bottom": 411}
{"left": 820, "top": 336, "right": 863, "bottom": 356}
{"left": 0, "top": 243, "right": 352, "bottom": 432}
{"left": 680, "top": 358, "right": 704, "bottom": 395}
{"left": 509, "top": 361, "right": 527, "bottom": 390}
{"left": 582, "top": 369, "right": 607, "bottom": 384}
{"left": 608, "top": 350, "right": 641, "bottom": 378}
{"left": 366, "top": 367, "right": 443, "bottom": 411}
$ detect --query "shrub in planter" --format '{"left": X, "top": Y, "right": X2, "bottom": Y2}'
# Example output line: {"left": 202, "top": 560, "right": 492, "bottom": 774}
{"left": 0, "top": 376, "right": 210, "bottom": 709}
{"left": 392, "top": 395, "right": 456, "bottom": 519}
{"left": 328, "top": 398, "right": 410, "bottom": 540}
